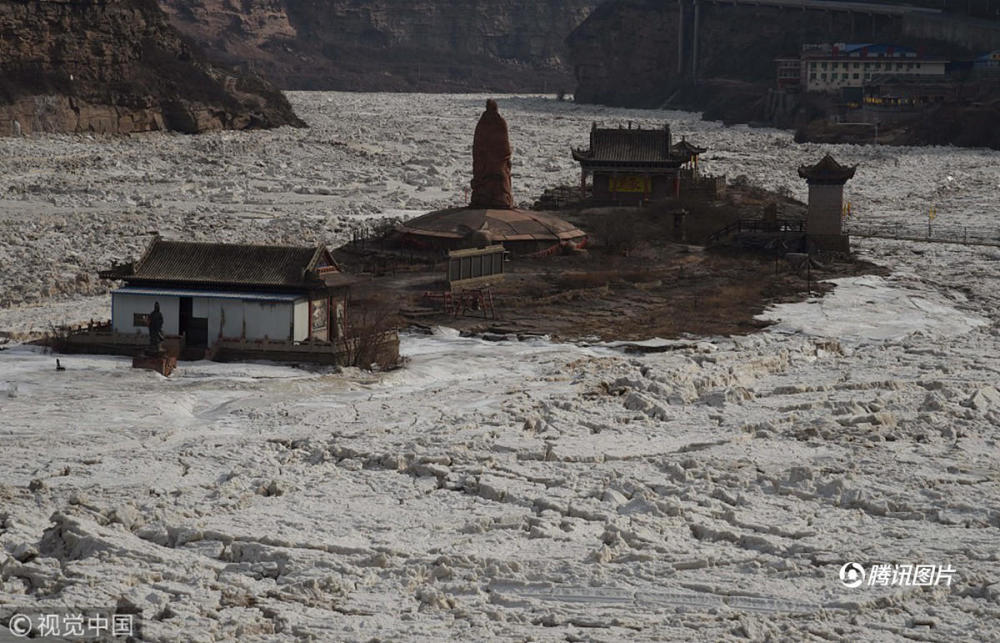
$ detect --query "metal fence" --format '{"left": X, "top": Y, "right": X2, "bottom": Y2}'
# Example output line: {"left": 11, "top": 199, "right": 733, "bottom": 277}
{"left": 844, "top": 221, "right": 1000, "bottom": 247}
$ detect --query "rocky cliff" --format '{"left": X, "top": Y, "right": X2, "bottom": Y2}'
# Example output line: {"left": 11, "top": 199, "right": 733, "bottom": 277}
{"left": 158, "top": 0, "right": 601, "bottom": 92}
{"left": 567, "top": 0, "right": 931, "bottom": 109}
{"left": 0, "top": 0, "right": 303, "bottom": 135}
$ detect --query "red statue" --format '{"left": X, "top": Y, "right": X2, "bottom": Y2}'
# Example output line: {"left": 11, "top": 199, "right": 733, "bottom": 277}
{"left": 470, "top": 99, "right": 513, "bottom": 209}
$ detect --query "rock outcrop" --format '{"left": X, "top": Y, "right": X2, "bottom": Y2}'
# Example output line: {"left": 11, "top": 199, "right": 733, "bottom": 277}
{"left": 0, "top": 0, "right": 304, "bottom": 136}
{"left": 157, "top": 0, "right": 601, "bottom": 92}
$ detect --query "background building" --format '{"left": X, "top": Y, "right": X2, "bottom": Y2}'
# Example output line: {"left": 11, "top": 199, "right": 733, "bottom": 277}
{"left": 799, "top": 43, "right": 947, "bottom": 93}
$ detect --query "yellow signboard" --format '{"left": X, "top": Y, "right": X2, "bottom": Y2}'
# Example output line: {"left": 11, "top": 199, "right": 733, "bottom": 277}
{"left": 609, "top": 175, "right": 651, "bottom": 193}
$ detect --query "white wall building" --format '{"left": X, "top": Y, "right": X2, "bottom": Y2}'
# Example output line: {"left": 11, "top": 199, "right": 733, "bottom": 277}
{"left": 101, "top": 237, "right": 351, "bottom": 351}
{"left": 797, "top": 43, "right": 947, "bottom": 93}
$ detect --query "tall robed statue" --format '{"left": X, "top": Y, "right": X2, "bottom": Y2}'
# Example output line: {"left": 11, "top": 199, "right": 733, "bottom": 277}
{"left": 470, "top": 99, "right": 514, "bottom": 209}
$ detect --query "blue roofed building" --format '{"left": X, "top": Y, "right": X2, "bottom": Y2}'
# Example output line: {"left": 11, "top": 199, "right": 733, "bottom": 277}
{"left": 974, "top": 51, "right": 1000, "bottom": 71}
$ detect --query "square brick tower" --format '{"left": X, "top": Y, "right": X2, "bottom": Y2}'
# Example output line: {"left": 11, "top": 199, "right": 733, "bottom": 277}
{"left": 798, "top": 154, "right": 856, "bottom": 254}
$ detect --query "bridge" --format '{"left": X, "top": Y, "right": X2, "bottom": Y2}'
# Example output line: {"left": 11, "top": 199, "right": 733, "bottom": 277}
{"left": 704, "top": 0, "right": 940, "bottom": 17}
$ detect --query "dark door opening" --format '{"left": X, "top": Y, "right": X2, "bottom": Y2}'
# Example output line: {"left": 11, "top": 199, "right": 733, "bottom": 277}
{"left": 178, "top": 297, "right": 208, "bottom": 348}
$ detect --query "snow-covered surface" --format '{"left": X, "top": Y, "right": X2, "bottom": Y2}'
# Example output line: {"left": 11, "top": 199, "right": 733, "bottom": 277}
{"left": 760, "top": 274, "right": 989, "bottom": 342}
{"left": 1, "top": 93, "right": 1000, "bottom": 640}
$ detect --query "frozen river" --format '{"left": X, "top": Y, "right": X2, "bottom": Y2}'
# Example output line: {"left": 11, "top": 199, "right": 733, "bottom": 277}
{"left": 1, "top": 93, "right": 999, "bottom": 640}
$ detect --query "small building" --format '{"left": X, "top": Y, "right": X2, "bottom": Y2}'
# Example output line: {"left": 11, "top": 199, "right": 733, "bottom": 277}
{"left": 100, "top": 237, "right": 352, "bottom": 350}
{"left": 572, "top": 123, "right": 714, "bottom": 205}
{"left": 799, "top": 43, "right": 947, "bottom": 93}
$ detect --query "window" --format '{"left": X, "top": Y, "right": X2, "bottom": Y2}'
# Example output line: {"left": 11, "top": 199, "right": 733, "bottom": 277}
{"left": 896, "top": 63, "right": 903, "bottom": 71}
{"left": 853, "top": 63, "right": 860, "bottom": 69}
{"left": 809, "top": 73, "right": 817, "bottom": 80}
{"left": 134, "top": 313, "right": 150, "bottom": 327}
{"left": 853, "top": 73, "right": 860, "bottom": 80}
{"left": 821, "top": 62, "right": 828, "bottom": 70}
{"left": 841, "top": 73, "right": 849, "bottom": 80}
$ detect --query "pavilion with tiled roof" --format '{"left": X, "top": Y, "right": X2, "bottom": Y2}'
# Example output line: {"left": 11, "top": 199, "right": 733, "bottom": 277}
{"left": 572, "top": 123, "right": 708, "bottom": 204}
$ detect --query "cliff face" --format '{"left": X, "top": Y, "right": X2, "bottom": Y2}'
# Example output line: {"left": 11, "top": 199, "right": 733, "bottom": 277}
{"left": 568, "top": 1, "right": 1000, "bottom": 148}
{"left": 0, "top": 0, "right": 303, "bottom": 135}
{"left": 568, "top": 0, "right": 919, "bottom": 109}
{"left": 158, "top": 0, "right": 601, "bottom": 91}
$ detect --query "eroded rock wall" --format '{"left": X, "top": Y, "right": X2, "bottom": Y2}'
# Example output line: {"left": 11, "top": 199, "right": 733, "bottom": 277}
{"left": 0, "top": 0, "right": 303, "bottom": 135}
{"left": 158, "top": 0, "right": 602, "bottom": 91}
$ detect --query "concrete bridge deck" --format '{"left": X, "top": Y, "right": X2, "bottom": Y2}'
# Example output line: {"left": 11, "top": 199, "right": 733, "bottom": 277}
{"left": 704, "top": 0, "right": 941, "bottom": 17}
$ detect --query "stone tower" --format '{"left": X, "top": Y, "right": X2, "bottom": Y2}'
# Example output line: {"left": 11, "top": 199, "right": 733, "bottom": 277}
{"left": 798, "top": 154, "right": 856, "bottom": 253}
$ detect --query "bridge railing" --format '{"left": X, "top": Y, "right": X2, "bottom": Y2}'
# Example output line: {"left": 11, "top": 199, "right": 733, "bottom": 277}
{"left": 706, "top": 217, "right": 805, "bottom": 245}
{"left": 845, "top": 221, "right": 1000, "bottom": 246}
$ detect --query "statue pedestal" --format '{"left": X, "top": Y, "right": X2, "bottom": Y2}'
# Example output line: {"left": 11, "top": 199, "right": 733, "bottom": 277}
{"left": 132, "top": 354, "right": 177, "bottom": 377}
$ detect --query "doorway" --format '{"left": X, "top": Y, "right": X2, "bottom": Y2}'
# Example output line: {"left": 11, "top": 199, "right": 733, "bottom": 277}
{"left": 179, "top": 297, "right": 208, "bottom": 347}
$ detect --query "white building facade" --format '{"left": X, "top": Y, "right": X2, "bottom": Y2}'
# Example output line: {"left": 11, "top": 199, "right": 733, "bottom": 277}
{"left": 112, "top": 288, "right": 314, "bottom": 345}
{"left": 797, "top": 44, "right": 947, "bottom": 93}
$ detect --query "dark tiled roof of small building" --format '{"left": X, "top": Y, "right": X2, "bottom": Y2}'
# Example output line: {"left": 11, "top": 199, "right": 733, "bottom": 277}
{"left": 121, "top": 237, "right": 337, "bottom": 288}
{"left": 574, "top": 127, "right": 674, "bottom": 163}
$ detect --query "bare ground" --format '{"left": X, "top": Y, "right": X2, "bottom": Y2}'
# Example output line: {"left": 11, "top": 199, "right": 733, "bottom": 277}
{"left": 335, "top": 191, "right": 885, "bottom": 342}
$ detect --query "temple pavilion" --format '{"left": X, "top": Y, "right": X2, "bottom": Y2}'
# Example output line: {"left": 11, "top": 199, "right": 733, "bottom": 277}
{"left": 572, "top": 123, "right": 709, "bottom": 205}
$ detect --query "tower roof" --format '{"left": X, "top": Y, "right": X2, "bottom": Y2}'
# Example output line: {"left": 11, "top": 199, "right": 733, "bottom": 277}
{"left": 798, "top": 154, "right": 857, "bottom": 184}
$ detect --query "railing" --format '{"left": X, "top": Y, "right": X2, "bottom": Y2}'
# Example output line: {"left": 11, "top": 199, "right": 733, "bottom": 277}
{"left": 845, "top": 221, "right": 1000, "bottom": 247}
{"left": 706, "top": 218, "right": 806, "bottom": 246}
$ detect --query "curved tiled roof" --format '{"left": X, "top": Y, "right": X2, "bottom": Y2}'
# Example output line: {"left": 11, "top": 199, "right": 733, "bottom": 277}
{"left": 397, "top": 207, "right": 585, "bottom": 242}
{"left": 112, "top": 237, "right": 341, "bottom": 289}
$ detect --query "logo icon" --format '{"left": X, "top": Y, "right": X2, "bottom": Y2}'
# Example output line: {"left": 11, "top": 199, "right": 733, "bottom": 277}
{"left": 840, "top": 562, "right": 866, "bottom": 588}
{"left": 8, "top": 614, "right": 32, "bottom": 637}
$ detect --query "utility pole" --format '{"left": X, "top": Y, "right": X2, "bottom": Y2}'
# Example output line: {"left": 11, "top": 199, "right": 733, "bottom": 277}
{"left": 691, "top": 0, "right": 700, "bottom": 80}
{"left": 678, "top": 0, "right": 685, "bottom": 75}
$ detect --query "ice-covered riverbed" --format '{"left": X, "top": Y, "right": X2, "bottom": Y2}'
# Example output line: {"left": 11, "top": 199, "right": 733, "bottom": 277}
{"left": 1, "top": 93, "right": 1000, "bottom": 640}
